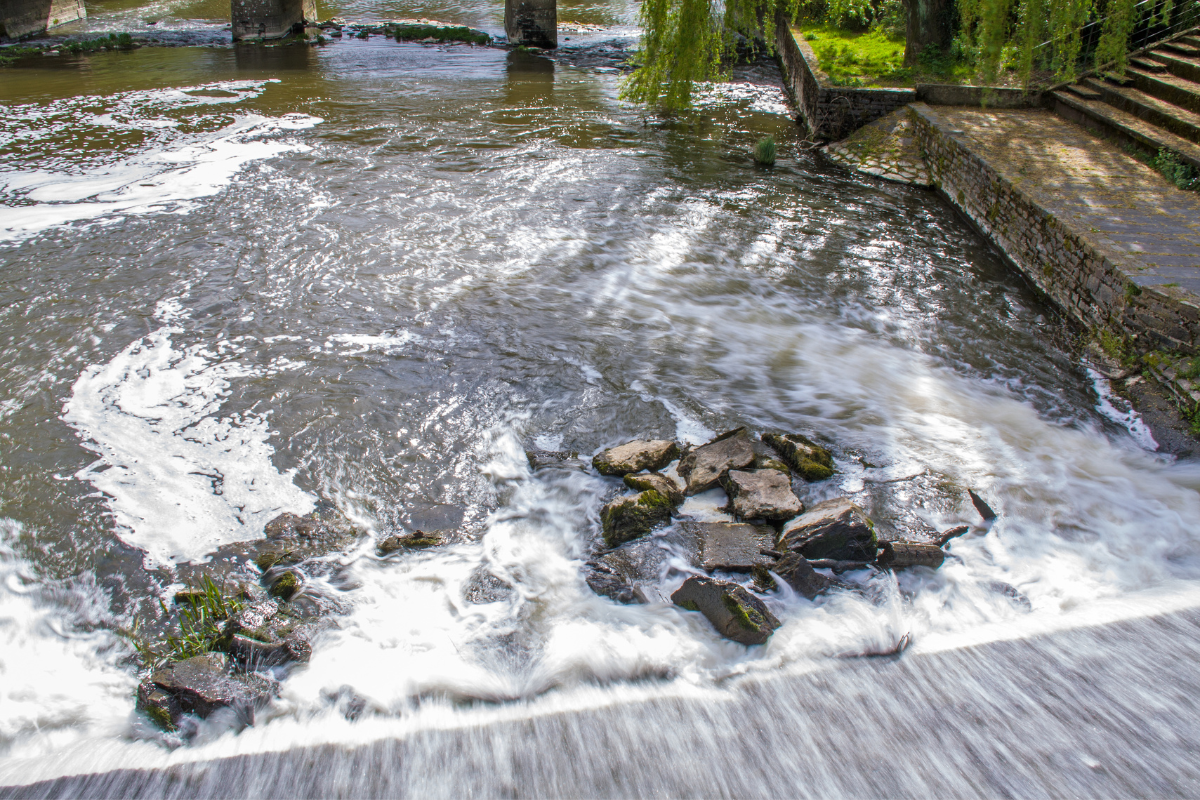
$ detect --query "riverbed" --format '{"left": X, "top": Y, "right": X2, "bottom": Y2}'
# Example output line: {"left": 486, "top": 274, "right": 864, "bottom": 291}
{"left": 2, "top": 7, "right": 1200, "bottom": 794}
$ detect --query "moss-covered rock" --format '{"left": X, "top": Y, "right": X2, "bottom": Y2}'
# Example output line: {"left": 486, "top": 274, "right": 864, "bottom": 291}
{"left": 623, "top": 471, "right": 684, "bottom": 506}
{"left": 268, "top": 571, "right": 301, "bottom": 601}
{"left": 600, "top": 489, "right": 672, "bottom": 548}
{"left": 762, "top": 432, "right": 835, "bottom": 481}
{"left": 593, "top": 439, "right": 680, "bottom": 476}
{"left": 377, "top": 530, "right": 446, "bottom": 555}
{"left": 671, "top": 576, "right": 780, "bottom": 645}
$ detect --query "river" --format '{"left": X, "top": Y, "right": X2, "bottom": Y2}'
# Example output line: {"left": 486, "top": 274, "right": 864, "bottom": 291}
{"left": 2, "top": 3, "right": 1200, "bottom": 796}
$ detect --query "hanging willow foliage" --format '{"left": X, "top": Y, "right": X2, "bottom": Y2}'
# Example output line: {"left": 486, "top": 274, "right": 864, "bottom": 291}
{"left": 620, "top": 0, "right": 801, "bottom": 109}
{"left": 959, "top": 0, "right": 1174, "bottom": 83}
{"left": 624, "top": 0, "right": 1184, "bottom": 109}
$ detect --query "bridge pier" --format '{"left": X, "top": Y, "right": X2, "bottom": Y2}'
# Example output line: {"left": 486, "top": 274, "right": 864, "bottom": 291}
{"left": 504, "top": 0, "right": 555, "bottom": 48}
{"left": 231, "top": 0, "right": 315, "bottom": 40}
{"left": 0, "top": 0, "right": 86, "bottom": 40}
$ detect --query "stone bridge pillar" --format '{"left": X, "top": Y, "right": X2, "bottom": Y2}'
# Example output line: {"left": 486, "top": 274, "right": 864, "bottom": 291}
{"left": 505, "top": 0, "right": 555, "bottom": 48}
{"left": 231, "top": 0, "right": 315, "bottom": 40}
{"left": 0, "top": 0, "right": 85, "bottom": 40}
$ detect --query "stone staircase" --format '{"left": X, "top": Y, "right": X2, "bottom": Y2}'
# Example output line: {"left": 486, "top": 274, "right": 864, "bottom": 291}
{"left": 1052, "top": 30, "right": 1200, "bottom": 170}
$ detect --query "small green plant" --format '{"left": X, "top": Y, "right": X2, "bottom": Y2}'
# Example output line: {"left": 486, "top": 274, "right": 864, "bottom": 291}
{"left": 135, "top": 575, "right": 244, "bottom": 669}
{"left": 390, "top": 23, "right": 490, "bottom": 45}
{"left": 1153, "top": 148, "right": 1200, "bottom": 191}
{"left": 0, "top": 45, "right": 42, "bottom": 66}
{"left": 754, "top": 136, "right": 777, "bottom": 165}
{"left": 1178, "top": 357, "right": 1200, "bottom": 380}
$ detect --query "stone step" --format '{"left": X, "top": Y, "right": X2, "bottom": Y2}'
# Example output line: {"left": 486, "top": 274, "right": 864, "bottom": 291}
{"left": 1067, "top": 82, "right": 1104, "bottom": 100}
{"left": 1161, "top": 40, "right": 1200, "bottom": 58}
{"left": 1130, "top": 56, "right": 1168, "bottom": 73}
{"left": 1103, "top": 71, "right": 1135, "bottom": 86}
{"left": 1151, "top": 49, "right": 1200, "bottom": 83}
{"left": 1176, "top": 34, "right": 1200, "bottom": 49}
{"left": 1127, "top": 66, "right": 1200, "bottom": 114}
{"left": 1081, "top": 76, "right": 1200, "bottom": 143}
{"left": 1052, "top": 89, "right": 1200, "bottom": 172}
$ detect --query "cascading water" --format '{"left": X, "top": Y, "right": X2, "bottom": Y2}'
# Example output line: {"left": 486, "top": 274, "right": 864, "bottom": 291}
{"left": 2, "top": 8, "right": 1199, "bottom": 796}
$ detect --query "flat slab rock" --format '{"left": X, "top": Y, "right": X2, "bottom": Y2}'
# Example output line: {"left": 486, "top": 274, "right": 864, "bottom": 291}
{"left": 677, "top": 428, "right": 754, "bottom": 495}
{"left": 143, "top": 653, "right": 274, "bottom": 726}
{"left": 780, "top": 497, "right": 877, "bottom": 561}
{"left": 593, "top": 439, "right": 679, "bottom": 476}
{"left": 683, "top": 521, "right": 776, "bottom": 572}
{"left": 671, "top": 576, "right": 780, "bottom": 645}
{"left": 722, "top": 469, "right": 803, "bottom": 521}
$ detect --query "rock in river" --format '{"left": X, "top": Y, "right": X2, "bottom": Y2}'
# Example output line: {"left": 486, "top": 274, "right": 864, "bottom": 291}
{"left": 671, "top": 576, "right": 780, "bottom": 645}
{"left": 593, "top": 439, "right": 680, "bottom": 476}
{"left": 779, "top": 497, "right": 877, "bottom": 561}
{"left": 677, "top": 428, "right": 754, "bottom": 495}
{"left": 684, "top": 521, "right": 776, "bottom": 572}
{"left": 770, "top": 552, "right": 831, "bottom": 599}
{"left": 623, "top": 471, "right": 684, "bottom": 507}
{"left": 139, "top": 653, "right": 274, "bottom": 729}
{"left": 721, "top": 469, "right": 803, "bottom": 521}
{"left": 762, "top": 432, "right": 834, "bottom": 482}
{"left": 600, "top": 489, "right": 672, "bottom": 548}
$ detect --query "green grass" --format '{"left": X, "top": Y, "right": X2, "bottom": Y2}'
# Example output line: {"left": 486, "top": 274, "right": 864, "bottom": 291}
{"left": 754, "top": 136, "right": 776, "bottom": 166}
{"left": 795, "top": 22, "right": 974, "bottom": 87}
{"left": 131, "top": 575, "right": 245, "bottom": 670}
{"left": 389, "top": 23, "right": 490, "bottom": 45}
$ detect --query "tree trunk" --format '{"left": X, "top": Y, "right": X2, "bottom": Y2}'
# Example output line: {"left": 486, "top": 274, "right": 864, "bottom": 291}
{"left": 902, "top": 0, "right": 956, "bottom": 65}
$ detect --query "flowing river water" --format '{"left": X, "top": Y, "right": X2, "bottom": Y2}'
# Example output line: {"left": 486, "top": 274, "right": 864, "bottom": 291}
{"left": 3, "top": 3, "right": 1200, "bottom": 796}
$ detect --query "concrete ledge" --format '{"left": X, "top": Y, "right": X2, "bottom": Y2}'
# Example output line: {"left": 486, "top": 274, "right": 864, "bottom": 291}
{"left": 915, "top": 84, "right": 1042, "bottom": 107}
{"left": 0, "top": 0, "right": 85, "bottom": 40}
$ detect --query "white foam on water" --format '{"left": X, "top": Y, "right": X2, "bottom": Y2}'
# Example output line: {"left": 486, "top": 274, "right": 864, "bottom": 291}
{"left": 62, "top": 309, "right": 314, "bottom": 566}
{"left": 1088, "top": 366, "right": 1158, "bottom": 451}
{"left": 0, "top": 80, "right": 321, "bottom": 242}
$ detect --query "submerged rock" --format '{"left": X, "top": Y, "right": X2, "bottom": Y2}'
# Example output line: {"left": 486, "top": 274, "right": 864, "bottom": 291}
{"left": 224, "top": 600, "right": 283, "bottom": 641}
{"left": 623, "top": 471, "right": 684, "bottom": 507}
{"left": 671, "top": 576, "right": 780, "bottom": 645}
{"left": 228, "top": 628, "right": 312, "bottom": 670}
{"left": 525, "top": 448, "right": 585, "bottom": 470}
{"left": 254, "top": 509, "right": 360, "bottom": 572}
{"left": 141, "top": 653, "right": 274, "bottom": 729}
{"left": 378, "top": 530, "right": 445, "bottom": 555}
{"left": 593, "top": 439, "right": 680, "bottom": 476}
{"left": 780, "top": 497, "right": 877, "bottom": 561}
{"left": 684, "top": 521, "right": 776, "bottom": 572}
{"left": 762, "top": 433, "right": 834, "bottom": 482}
{"left": 268, "top": 570, "right": 302, "bottom": 601}
{"left": 600, "top": 490, "right": 672, "bottom": 548}
{"left": 721, "top": 469, "right": 803, "bottom": 522}
{"left": 677, "top": 428, "right": 755, "bottom": 495}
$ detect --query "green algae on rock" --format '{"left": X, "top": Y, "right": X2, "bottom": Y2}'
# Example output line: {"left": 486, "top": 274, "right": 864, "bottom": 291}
{"left": 600, "top": 489, "right": 672, "bottom": 548}
{"left": 762, "top": 432, "right": 835, "bottom": 481}
{"left": 671, "top": 576, "right": 780, "bottom": 645}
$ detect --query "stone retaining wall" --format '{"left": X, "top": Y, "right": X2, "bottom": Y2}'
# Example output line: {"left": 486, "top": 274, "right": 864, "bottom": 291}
{"left": 909, "top": 102, "right": 1200, "bottom": 362}
{"left": 775, "top": 17, "right": 1042, "bottom": 140}
{"left": 774, "top": 15, "right": 915, "bottom": 140}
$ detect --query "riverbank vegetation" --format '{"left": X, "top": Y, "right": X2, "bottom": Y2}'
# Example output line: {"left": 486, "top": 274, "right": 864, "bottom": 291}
{"left": 623, "top": 0, "right": 1195, "bottom": 108}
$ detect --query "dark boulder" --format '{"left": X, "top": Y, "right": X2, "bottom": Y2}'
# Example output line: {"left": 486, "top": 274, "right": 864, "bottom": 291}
{"left": 593, "top": 439, "right": 680, "bottom": 476}
{"left": 762, "top": 433, "right": 834, "bottom": 482}
{"left": 877, "top": 540, "right": 945, "bottom": 569}
{"left": 721, "top": 469, "right": 803, "bottom": 522}
{"left": 623, "top": 471, "right": 684, "bottom": 506}
{"left": 677, "top": 428, "right": 755, "bottom": 495}
{"left": 779, "top": 497, "right": 877, "bottom": 561}
{"left": 600, "top": 490, "right": 672, "bottom": 548}
{"left": 268, "top": 570, "right": 302, "bottom": 601}
{"left": 255, "top": 509, "right": 360, "bottom": 572}
{"left": 684, "top": 521, "right": 776, "bottom": 572}
{"left": 141, "top": 653, "right": 274, "bottom": 728}
{"left": 770, "top": 552, "right": 831, "bottom": 599}
{"left": 671, "top": 576, "right": 781, "bottom": 645}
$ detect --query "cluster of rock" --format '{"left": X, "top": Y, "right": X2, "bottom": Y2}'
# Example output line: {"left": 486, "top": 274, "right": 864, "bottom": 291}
{"left": 578, "top": 428, "right": 974, "bottom": 646}
{"left": 318, "top": 18, "right": 491, "bottom": 45}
